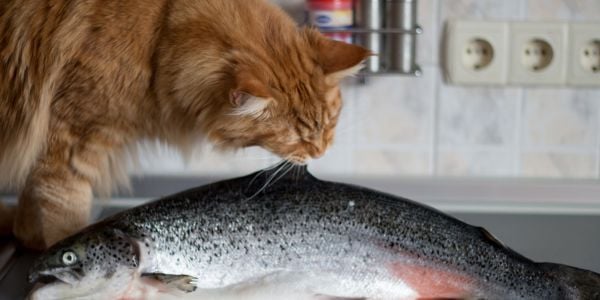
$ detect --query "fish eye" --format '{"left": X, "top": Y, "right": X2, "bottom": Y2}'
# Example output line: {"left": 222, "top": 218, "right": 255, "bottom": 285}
{"left": 61, "top": 251, "right": 78, "bottom": 266}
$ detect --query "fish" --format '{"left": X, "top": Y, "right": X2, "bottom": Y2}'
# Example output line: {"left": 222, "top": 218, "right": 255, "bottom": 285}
{"left": 28, "top": 164, "right": 600, "bottom": 300}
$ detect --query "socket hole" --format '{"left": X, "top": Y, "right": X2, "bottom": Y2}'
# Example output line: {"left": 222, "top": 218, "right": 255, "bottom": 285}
{"left": 521, "top": 39, "right": 554, "bottom": 72}
{"left": 580, "top": 40, "right": 600, "bottom": 73}
{"left": 462, "top": 38, "right": 494, "bottom": 71}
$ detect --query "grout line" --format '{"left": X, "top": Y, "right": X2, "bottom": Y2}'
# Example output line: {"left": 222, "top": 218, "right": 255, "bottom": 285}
{"left": 596, "top": 97, "right": 600, "bottom": 179}
{"left": 430, "top": 0, "right": 441, "bottom": 65}
{"left": 348, "top": 83, "right": 358, "bottom": 174}
{"left": 429, "top": 0, "right": 442, "bottom": 176}
{"left": 355, "top": 144, "right": 433, "bottom": 152}
{"left": 431, "top": 71, "right": 442, "bottom": 176}
{"left": 520, "top": 145, "right": 599, "bottom": 153}
{"left": 437, "top": 145, "right": 598, "bottom": 154}
{"left": 513, "top": 89, "right": 525, "bottom": 177}
{"left": 354, "top": 142, "right": 600, "bottom": 155}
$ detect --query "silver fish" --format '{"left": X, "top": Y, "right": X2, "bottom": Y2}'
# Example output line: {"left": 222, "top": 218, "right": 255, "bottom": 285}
{"left": 29, "top": 165, "right": 600, "bottom": 300}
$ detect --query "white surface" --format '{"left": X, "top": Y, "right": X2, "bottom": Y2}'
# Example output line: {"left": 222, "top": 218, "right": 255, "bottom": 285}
{"left": 568, "top": 23, "right": 600, "bottom": 86}
{"left": 6, "top": 176, "right": 600, "bottom": 215}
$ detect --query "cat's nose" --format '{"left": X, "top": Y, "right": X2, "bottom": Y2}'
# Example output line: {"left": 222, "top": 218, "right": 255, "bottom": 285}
{"left": 288, "top": 155, "right": 308, "bottom": 165}
{"left": 311, "top": 150, "right": 325, "bottom": 159}
{"left": 305, "top": 141, "right": 326, "bottom": 159}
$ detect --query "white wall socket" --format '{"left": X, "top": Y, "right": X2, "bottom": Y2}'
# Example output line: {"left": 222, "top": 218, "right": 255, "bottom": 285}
{"left": 445, "top": 21, "right": 600, "bottom": 87}
{"left": 508, "top": 22, "right": 568, "bottom": 86}
{"left": 568, "top": 23, "right": 600, "bottom": 86}
{"left": 444, "top": 20, "right": 509, "bottom": 85}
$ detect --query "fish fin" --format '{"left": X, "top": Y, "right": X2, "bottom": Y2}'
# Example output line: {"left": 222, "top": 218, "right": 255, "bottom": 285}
{"left": 389, "top": 262, "right": 474, "bottom": 299}
{"left": 141, "top": 273, "right": 198, "bottom": 293}
{"left": 476, "top": 226, "right": 506, "bottom": 248}
{"left": 476, "top": 226, "right": 532, "bottom": 263}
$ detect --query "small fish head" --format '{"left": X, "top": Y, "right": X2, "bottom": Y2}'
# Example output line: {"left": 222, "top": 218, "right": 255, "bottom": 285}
{"left": 29, "top": 227, "right": 140, "bottom": 287}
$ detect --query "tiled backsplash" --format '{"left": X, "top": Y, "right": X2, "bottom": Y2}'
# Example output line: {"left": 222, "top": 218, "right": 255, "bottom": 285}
{"left": 136, "top": 0, "right": 600, "bottom": 179}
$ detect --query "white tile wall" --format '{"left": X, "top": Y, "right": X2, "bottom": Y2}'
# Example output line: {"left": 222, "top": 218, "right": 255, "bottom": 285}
{"left": 521, "top": 152, "right": 597, "bottom": 178}
{"left": 523, "top": 90, "right": 598, "bottom": 148}
{"left": 137, "top": 0, "right": 600, "bottom": 179}
{"left": 526, "top": 0, "right": 600, "bottom": 21}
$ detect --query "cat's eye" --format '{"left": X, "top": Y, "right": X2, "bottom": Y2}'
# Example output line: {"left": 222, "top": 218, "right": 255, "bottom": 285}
{"left": 62, "top": 251, "right": 78, "bottom": 265}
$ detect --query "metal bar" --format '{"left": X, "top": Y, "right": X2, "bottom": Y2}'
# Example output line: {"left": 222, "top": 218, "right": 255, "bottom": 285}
{"left": 319, "top": 27, "right": 422, "bottom": 34}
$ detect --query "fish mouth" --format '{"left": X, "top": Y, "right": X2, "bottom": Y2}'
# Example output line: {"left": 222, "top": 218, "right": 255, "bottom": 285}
{"left": 29, "top": 269, "right": 82, "bottom": 285}
{"left": 33, "top": 274, "right": 63, "bottom": 285}
{"left": 29, "top": 271, "right": 64, "bottom": 285}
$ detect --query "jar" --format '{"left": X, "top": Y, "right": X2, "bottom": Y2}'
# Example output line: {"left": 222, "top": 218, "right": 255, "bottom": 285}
{"left": 306, "top": 0, "right": 353, "bottom": 43}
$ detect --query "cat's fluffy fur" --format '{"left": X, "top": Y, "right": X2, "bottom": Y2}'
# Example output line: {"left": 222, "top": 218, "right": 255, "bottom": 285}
{"left": 0, "top": 0, "right": 369, "bottom": 249}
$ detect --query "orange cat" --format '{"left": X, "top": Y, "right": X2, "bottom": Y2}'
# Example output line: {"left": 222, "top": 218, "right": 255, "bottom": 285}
{"left": 0, "top": 0, "right": 369, "bottom": 249}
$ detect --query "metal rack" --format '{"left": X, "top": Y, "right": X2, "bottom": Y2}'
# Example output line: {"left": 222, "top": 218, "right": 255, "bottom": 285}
{"left": 319, "top": 0, "right": 422, "bottom": 77}
{"left": 321, "top": 27, "right": 423, "bottom": 77}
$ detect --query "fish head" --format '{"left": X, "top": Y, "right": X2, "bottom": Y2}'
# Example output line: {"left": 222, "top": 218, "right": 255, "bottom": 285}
{"left": 28, "top": 227, "right": 140, "bottom": 298}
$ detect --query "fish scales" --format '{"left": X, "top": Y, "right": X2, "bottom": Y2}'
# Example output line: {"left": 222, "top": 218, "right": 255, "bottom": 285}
{"left": 29, "top": 166, "right": 600, "bottom": 300}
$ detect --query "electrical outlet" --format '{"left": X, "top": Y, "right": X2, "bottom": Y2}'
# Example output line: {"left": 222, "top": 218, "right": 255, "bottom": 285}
{"left": 508, "top": 22, "right": 568, "bottom": 86}
{"left": 568, "top": 23, "right": 600, "bottom": 86}
{"left": 445, "top": 20, "right": 509, "bottom": 85}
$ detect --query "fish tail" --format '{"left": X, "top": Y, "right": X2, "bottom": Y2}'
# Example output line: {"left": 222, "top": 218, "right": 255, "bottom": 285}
{"left": 540, "top": 263, "right": 600, "bottom": 299}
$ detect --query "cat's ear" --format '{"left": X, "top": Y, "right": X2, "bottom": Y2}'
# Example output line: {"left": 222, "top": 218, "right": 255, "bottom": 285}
{"left": 307, "top": 29, "right": 371, "bottom": 79}
{"left": 229, "top": 91, "right": 271, "bottom": 119}
{"left": 229, "top": 72, "right": 272, "bottom": 119}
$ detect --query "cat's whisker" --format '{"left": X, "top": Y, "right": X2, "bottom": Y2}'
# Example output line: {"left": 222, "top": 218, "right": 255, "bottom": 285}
{"left": 269, "top": 161, "right": 295, "bottom": 187}
{"left": 247, "top": 161, "right": 284, "bottom": 188}
{"left": 265, "top": 161, "right": 287, "bottom": 171}
{"left": 257, "top": 162, "right": 287, "bottom": 189}
{"left": 292, "top": 164, "right": 300, "bottom": 181}
{"left": 246, "top": 161, "right": 289, "bottom": 199}
{"left": 247, "top": 169, "right": 268, "bottom": 188}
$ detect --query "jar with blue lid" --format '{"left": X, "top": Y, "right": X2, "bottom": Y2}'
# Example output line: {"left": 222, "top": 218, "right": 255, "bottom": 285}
{"left": 306, "top": 0, "right": 353, "bottom": 43}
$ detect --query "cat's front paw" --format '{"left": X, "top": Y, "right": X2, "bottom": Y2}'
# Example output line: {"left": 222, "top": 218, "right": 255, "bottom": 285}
{"left": 13, "top": 190, "right": 92, "bottom": 250}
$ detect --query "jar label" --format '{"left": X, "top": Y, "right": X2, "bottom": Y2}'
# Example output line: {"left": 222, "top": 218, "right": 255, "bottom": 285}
{"left": 308, "top": 10, "right": 353, "bottom": 28}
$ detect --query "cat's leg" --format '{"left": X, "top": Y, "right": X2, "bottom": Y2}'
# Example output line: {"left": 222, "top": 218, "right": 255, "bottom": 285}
{"left": 11, "top": 133, "right": 113, "bottom": 249}
{"left": 13, "top": 158, "right": 93, "bottom": 250}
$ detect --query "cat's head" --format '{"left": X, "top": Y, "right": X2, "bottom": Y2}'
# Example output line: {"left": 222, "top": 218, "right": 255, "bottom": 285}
{"left": 206, "top": 29, "right": 370, "bottom": 164}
